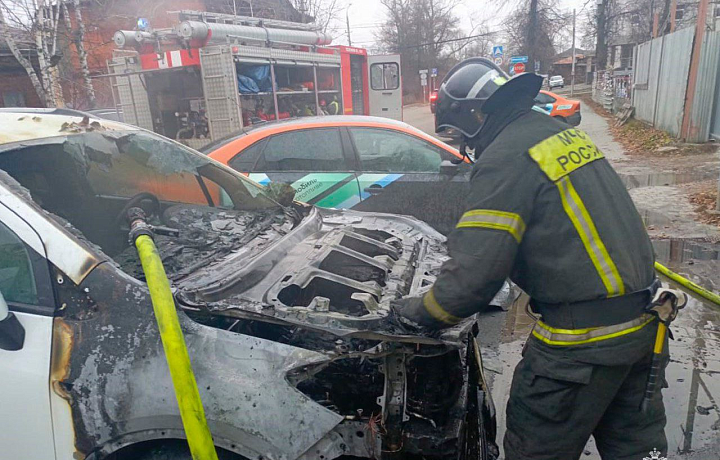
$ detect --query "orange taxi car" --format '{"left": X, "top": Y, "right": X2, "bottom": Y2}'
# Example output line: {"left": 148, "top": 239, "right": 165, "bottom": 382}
{"left": 203, "top": 116, "right": 471, "bottom": 235}
{"left": 533, "top": 90, "right": 581, "bottom": 126}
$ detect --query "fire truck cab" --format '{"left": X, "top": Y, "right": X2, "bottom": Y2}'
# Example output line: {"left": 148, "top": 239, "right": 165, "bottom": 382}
{"left": 109, "top": 11, "right": 402, "bottom": 150}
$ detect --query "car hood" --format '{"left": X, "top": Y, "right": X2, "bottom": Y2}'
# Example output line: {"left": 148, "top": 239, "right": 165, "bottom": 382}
{"left": 175, "top": 206, "right": 516, "bottom": 344}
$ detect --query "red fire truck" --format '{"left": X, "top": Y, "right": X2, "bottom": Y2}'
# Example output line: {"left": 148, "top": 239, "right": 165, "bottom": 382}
{"left": 109, "top": 10, "right": 402, "bottom": 149}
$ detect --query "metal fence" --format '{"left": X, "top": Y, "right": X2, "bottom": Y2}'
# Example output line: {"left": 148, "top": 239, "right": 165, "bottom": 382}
{"left": 633, "top": 27, "right": 720, "bottom": 142}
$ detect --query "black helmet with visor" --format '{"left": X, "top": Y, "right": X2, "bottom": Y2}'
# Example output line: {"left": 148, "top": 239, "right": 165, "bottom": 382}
{"left": 435, "top": 57, "right": 542, "bottom": 139}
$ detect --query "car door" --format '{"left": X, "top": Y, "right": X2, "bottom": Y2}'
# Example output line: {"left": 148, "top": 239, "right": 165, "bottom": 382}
{"left": 0, "top": 203, "right": 57, "bottom": 460}
{"left": 229, "top": 128, "right": 362, "bottom": 209}
{"left": 368, "top": 55, "right": 403, "bottom": 121}
{"left": 347, "top": 126, "right": 471, "bottom": 235}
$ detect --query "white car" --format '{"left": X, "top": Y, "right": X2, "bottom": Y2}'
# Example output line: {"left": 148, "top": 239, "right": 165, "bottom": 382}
{"left": 548, "top": 75, "right": 565, "bottom": 89}
{"left": 0, "top": 108, "right": 500, "bottom": 460}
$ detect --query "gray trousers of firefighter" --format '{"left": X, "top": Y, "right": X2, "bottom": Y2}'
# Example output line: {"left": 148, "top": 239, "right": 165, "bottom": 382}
{"left": 503, "top": 321, "right": 669, "bottom": 460}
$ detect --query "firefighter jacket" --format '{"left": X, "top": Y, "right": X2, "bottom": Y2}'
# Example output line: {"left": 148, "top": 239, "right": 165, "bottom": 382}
{"left": 327, "top": 100, "right": 340, "bottom": 115}
{"left": 412, "top": 100, "right": 656, "bottom": 330}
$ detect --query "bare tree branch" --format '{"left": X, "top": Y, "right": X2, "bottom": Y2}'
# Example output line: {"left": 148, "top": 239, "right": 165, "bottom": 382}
{"left": 0, "top": 2, "right": 49, "bottom": 106}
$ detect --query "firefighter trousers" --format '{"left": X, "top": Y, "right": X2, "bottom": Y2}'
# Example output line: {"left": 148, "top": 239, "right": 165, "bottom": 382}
{"left": 503, "top": 327, "right": 669, "bottom": 460}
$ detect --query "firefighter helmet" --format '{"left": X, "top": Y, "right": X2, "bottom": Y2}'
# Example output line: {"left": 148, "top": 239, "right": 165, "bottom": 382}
{"left": 435, "top": 57, "right": 542, "bottom": 138}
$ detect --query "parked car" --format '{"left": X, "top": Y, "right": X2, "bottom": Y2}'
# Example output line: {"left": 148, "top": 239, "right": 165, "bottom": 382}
{"left": 548, "top": 75, "right": 565, "bottom": 89}
{"left": 533, "top": 90, "right": 582, "bottom": 126}
{"left": 204, "top": 116, "right": 473, "bottom": 235}
{"left": 0, "top": 108, "right": 500, "bottom": 460}
{"left": 430, "top": 89, "right": 438, "bottom": 113}
{"left": 87, "top": 107, "right": 124, "bottom": 122}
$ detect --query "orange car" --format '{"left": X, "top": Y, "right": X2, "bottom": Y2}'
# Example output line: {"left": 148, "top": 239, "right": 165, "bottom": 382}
{"left": 203, "top": 115, "right": 471, "bottom": 234}
{"left": 533, "top": 90, "right": 581, "bottom": 126}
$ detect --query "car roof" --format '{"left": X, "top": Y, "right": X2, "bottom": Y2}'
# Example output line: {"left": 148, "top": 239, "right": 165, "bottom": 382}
{"left": 0, "top": 108, "right": 136, "bottom": 146}
{"left": 205, "top": 115, "right": 462, "bottom": 163}
{"left": 245, "top": 115, "right": 413, "bottom": 133}
{"left": 201, "top": 115, "right": 419, "bottom": 153}
{"left": 539, "top": 90, "right": 577, "bottom": 102}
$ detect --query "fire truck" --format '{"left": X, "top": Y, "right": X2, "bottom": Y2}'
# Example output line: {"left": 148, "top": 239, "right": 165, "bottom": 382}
{"left": 109, "top": 10, "right": 402, "bottom": 149}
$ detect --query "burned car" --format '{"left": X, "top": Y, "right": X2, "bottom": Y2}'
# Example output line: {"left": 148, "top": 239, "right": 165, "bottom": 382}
{"left": 0, "top": 109, "right": 501, "bottom": 460}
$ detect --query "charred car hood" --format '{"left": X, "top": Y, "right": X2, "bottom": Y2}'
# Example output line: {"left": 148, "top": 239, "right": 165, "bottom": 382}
{"left": 177, "top": 206, "right": 448, "bottom": 341}
{"left": 176, "top": 206, "right": 514, "bottom": 344}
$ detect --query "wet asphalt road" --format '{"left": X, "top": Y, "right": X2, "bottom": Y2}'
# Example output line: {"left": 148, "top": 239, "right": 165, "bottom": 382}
{"left": 402, "top": 102, "right": 720, "bottom": 459}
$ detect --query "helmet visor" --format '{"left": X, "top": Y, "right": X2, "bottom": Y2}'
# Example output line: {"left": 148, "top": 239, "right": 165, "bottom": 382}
{"left": 435, "top": 95, "right": 487, "bottom": 138}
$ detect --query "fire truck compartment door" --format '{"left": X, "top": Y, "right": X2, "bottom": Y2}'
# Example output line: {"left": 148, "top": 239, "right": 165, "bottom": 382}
{"left": 367, "top": 55, "right": 402, "bottom": 121}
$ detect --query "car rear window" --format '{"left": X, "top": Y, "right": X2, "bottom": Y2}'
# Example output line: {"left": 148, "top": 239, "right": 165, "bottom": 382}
{"left": 200, "top": 131, "right": 249, "bottom": 154}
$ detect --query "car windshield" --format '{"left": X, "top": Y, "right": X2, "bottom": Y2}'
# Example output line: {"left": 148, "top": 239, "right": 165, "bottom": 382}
{"left": 0, "top": 129, "right": 288, "bottom": 279}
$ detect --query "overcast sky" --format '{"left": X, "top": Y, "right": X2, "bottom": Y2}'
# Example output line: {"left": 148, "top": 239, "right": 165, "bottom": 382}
{"left": 325, "top": 0, "right": 592, "bottom": 52}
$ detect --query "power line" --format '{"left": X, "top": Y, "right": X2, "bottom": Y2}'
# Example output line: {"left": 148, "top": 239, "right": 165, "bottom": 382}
{"left": 397, "top": 30, "right": 501, "bottom": 50}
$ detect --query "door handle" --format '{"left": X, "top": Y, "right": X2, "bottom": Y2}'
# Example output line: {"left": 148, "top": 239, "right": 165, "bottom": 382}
{"left": 364, "top": 185, "right": 385, "bottom": 195}
{"left": 382, "top": 92, "right": 393, "bottom": 96}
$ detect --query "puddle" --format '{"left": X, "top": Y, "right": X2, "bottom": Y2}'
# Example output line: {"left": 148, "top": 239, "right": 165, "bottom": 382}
{"left": 640, "top": 209, "right": 674, "bottom": 228}
{"left": 653, "top": 239, "right": 720, "bottom": 264}
{"left": 664, "top": 296, "right": 720, "bottom": 456}
{"left": 619, "top": 171, "right": 715, "bottom": 190}
{"left": 653, "top": 238, "right": 720, "bottom": 294}
{"left": 650, "top": 238, "right": 720, "bottom": 455}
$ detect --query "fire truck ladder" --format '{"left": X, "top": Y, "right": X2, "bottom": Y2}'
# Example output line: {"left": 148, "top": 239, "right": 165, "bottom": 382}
{"left": 172, "top": 10, "right": 322, "bottom": 32}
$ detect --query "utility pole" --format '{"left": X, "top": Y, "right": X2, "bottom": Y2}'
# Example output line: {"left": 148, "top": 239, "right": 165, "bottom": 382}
{"left": 571, "top": 8, "right": 576, "bottom": 97}
{"left": 346, "top": 4, "right": 352, "bottom": 46}
{"left": 653, "top": 12, "right": 660, "bottom": 38}
{"left": 680, "top": 0, "right": 709, "bottom": 142}
{"left": 670, "top": 0, "right": 677, "bottom": 32}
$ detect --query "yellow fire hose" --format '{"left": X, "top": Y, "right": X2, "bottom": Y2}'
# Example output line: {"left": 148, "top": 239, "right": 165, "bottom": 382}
{"left": 654, "top": 261, "right": 720, "bottom": 307}
{"left": 135, "top": 233, "right": 219, "bottom": 460}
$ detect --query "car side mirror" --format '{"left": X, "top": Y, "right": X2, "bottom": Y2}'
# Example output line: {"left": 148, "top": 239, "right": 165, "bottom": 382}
{"left": 440, "top": 160, "right": 459, "bottom": 176}
{"left": 0, "top": 291, "right": 25, "bottom": 351}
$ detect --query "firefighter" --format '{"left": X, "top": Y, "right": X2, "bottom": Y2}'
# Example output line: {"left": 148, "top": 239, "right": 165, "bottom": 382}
{"left": 392, "top": 57, "right": 667, "bottom": 460}
{"left": 327, "top": 96, "right": 340, "bottom": 115}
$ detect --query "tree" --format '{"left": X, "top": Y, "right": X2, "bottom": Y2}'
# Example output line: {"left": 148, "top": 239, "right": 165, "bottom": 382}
{"left": 61, "top": 0, "right": 95, "bottom": 108}
{"left": 0, "top": 0, "right": 68, "bottom": 106}
{"left": 376, "top": 0, "right": 462, "bottom": 99}
{"left": 0, "top": 6, "right": 48, "bottom": 105}
{"left": 595, "top": 0, "right": 608, "bottom": 70}
{"left": 592, "top": 0, "right": 659, "bottom": 70}
{"left": 503, "top": 0, "right": 570, "bottom": 73}
{"left": 291, "top": 0, "right": 342, "bottom": 32}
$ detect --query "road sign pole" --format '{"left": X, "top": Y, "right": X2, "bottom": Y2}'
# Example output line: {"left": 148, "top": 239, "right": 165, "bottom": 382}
{"left": 571, "top": 8, "right": 576, "bottom": 97}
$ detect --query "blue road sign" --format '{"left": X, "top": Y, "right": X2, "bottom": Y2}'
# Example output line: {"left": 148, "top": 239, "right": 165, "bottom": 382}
{"left": 431, "top": 68, "right": 438, "bottom": 77}
{"left": 492, "top": 45, "right": 504, "bottom": 57}
{"left": 510, "top": 55, "right": 528, "bottom": 64}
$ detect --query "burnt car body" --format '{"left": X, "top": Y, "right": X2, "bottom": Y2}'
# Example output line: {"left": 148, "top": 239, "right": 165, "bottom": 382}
{"left": 0, "top": 109, "right": 502, "bottom": 460}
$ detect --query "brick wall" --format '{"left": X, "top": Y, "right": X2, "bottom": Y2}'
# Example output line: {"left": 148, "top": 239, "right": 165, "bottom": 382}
{"left": 0, "top": 69, "right": 44, "bottom": 108}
